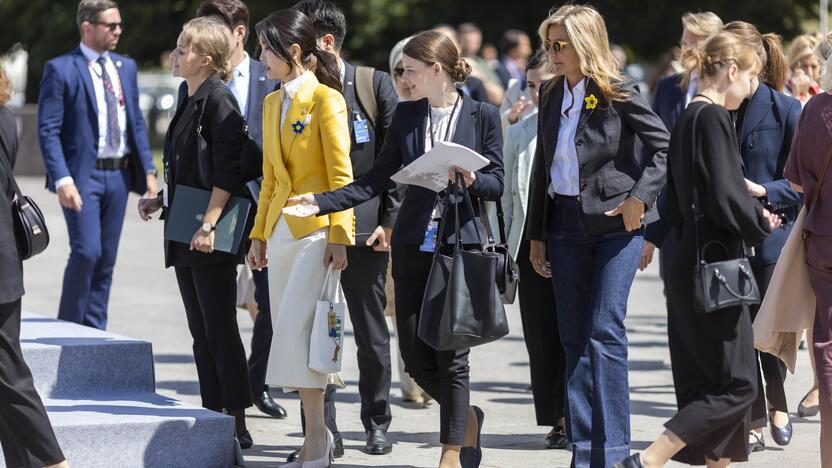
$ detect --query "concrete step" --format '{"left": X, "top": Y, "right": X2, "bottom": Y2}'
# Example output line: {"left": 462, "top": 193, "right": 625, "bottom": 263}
{"left": 19, "top": 313, "right": 155, "bottom": 399}
{"left": 4, "top": 313, "right": 238, "bottom": 468}
{"left": 0, "top": 393, "right": 235, "bottom": 468}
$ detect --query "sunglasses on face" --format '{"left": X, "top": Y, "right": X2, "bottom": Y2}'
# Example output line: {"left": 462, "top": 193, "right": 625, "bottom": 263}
{"left": 91, "top": 21, "right": 123, "bottom": 32}
{"left": 543, "top": 40, "right": 570, "bottom": 53}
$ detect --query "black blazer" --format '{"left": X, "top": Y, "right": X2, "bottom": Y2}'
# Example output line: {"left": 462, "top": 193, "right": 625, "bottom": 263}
{"left": 315, "top": 92, "right": 504, "bottom": 245}
{"left": 0, "top": 107, "right": 23, "bottom": 303}
{"left": 341, "top": 60, "right": 403, "bottom": 240}
{"left": 162, "top": 74, "right": 246, "bottom": 268}
{"left": 526, "top": 77, "right": 669, "bottom": 239}
{"left": 736, "top": 82, "right": 802, "bottom": 266}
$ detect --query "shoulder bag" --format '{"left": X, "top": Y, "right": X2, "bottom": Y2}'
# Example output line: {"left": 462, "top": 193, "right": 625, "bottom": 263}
{"left": 418, "top": 174, "right": 509, "bottom": 351}
{"left": 689, "top": 105, "right": 761, "bottom": 313}
{"left": 0, "top": 132, "right": 49, "bottom": 260}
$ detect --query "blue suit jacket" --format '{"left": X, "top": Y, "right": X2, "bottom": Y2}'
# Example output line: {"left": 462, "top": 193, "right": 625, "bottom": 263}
{"left": 651, "top": 74, "right": 686, "bottom": 132}
{"left": 37, "top": 47, "right": 154, "bottom": 194}
{"left": 736, "top": 82, "right": 802, "bottom": 266}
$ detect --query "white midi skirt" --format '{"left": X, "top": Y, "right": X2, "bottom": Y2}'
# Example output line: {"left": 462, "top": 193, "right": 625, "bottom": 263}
{"left": 265, "top": 217, "right": 330, "bottom": 390}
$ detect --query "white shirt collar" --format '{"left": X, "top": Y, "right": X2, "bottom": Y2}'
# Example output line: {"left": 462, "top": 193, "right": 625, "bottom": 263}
{"left": 338, "top": 58, "right": 346, "bottom": 85}
{"left": 561, "top": 77, "right": 587, "bottom": 116}
{"left": 79, "top": 42, "right": 109, "bottom": 64}
{"left": 234, "top": 53, "right": 250, "bottom": 79}
{"left": 283, "top": 70, "right": 314, "bottom": 100}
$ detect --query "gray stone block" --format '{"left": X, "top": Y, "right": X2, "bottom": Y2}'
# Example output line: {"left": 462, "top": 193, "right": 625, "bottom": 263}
{"left": 19, "top": 313, "right": 155, "bottom": 399}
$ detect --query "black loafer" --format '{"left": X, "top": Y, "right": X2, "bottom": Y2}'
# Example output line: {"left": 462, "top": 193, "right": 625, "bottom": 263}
{"left": 747, "top": 431, "right": 765, "bottom": 454}
{"left": 237, "top": 430, "right": 253, "bottom": 450}
{"left": 545, "top": 426, "right": 569, "bottom": 450}
{"left": 460, "top": 406, "right": 484, "bottom": 468}
{"left": 769, "top": 416, "right": 793, "bottom": 446}
{"left": 613, "top": 453, "right": 644, "bottom": 468}
{"left": 287, "top": 433, "right": 343, "bottom": 462}
{"left": 365, "top": 428, "right": 393, "bottom": 455}
{"left": 253, "top": 390, "right": 288, "bottom": 419}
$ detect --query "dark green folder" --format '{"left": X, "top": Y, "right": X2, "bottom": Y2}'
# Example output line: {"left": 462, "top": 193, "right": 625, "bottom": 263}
{"left": 164, "top": 185, "right": 252, "bottom": 254}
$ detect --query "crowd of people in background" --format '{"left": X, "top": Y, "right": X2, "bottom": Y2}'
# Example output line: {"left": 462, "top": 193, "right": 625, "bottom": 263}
{"left": 0, "top": 0, "right": 831, "bottom": 467}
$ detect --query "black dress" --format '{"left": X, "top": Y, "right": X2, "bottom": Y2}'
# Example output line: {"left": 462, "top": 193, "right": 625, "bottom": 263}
{"left": 647, "top": 102, "right": 771, "bottom": 464}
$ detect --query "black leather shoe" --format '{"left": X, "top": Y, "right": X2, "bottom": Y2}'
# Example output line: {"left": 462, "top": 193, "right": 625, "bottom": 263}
{"left": 613, "top": 453, "right": 644, "bottom": 468}
{"left": 365, "top": 428, "right": 393, "bottom": 455}
{"left": 545, "top": 426, "right": 569, "bottom": 450}
{"left": 237, "top": 430, "right": 253, "bottom": 450}
{"left": 460, "top": 406, "right": 484, "bottom": 468}
{"left": 769, "top": 416, "right": 793, "bottom": 446}
{"left": 287, "top": 433, "right": 343, "bottom": 462}
{"left": 747, "top": 431, "right": 765, "bottom": 455}
{"left": 253, "top": 390, "right": 287, "bottom": 419}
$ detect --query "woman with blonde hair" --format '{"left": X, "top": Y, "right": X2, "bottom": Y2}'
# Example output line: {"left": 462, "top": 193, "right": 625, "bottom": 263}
{"left": 524, "top": 4, "right": 669, "bottom": 467}
{"left": 621, "top": 32, "right": 781, "bottom": 468}
{"left": 137, "top": 17, "right": 253, "bottom": 448}
{"left": 787, "top": 34, "right": 822, "bottom": 105}
{"left": 722, "top": 21, "right": 802, "bottom": 453}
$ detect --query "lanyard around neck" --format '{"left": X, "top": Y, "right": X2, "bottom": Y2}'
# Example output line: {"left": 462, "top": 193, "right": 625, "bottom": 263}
{"left": 428, "top": 94, "right": 461, "bottom": 150}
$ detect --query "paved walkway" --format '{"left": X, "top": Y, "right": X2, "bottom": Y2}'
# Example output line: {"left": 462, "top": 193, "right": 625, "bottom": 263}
{"left": 18, "top": 177, "right": 822, "bottom": 467}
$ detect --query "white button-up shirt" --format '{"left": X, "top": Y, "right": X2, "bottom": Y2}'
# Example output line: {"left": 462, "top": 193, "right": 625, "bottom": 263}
{"left": 55, "top": 42, "right": 128, "bottom": 189}
{"left": 280, "top": 71, "right": 314, "bottom": 129}
{"left": 228, "top": 53, "right": 250, "bottom": 117}
{"left": 549, "top": 78, "right": 586, "bottom": 196}
{"left": 684, "top": 72, "right": 698, "bottom": 108}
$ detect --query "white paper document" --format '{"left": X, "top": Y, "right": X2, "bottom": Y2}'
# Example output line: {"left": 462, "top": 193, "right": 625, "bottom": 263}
{"left": 390, "top": 141, "right": 490, "bottom": 192}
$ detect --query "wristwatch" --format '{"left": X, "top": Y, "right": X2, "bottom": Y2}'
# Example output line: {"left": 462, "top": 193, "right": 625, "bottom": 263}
{"left": 201, "top": 222, "right": 216, "bottom": 234}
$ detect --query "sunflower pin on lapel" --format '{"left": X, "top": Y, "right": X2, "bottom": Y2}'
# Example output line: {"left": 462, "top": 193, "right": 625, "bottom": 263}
{"left": 584, "top": 94, "right": 598, "bottom": 110}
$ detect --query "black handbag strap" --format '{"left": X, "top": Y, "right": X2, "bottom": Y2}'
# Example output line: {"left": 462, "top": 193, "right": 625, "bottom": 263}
{"left": 0, "top": 130, "right": 24, "bottom": 203}
{"left": 433, "top": 175, "right": 486, "bottom": 259}
{"left": 474, "top": 101, "right": 508, "bottom": 244}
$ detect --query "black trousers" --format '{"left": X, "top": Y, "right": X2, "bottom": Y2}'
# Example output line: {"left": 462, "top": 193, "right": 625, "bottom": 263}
{"left": 517, "top": 238, "right": 566, "bottom": 427}
{"left": 392, "top": 243, "right": 470, "bottom": 445}
{"left": 301, "top": 247, "right": 393, "bottom": 434}
{"left": 749, "top": 264, "right": 788, "bottom": 428}
{"left": 248, "top": 267, "right": 272, "bottom": 394}
{"left": 0, "top": 300, "right": 64, "bottom": 468}
{"left": 175, "top": 264, "right": 252, "bottom": 412}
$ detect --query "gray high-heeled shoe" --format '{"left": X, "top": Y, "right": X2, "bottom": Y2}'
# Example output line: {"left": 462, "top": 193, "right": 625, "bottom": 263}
{"left": 301, "top": 430, "right": 335, "bottom": 468}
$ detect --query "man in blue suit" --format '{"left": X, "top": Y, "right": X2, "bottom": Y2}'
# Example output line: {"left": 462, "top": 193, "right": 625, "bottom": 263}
{"left": 194, "top": 0, "right": 285, "bottom": 420}
{"left": 37, "top": 0, "right": 157, "bottom": 330}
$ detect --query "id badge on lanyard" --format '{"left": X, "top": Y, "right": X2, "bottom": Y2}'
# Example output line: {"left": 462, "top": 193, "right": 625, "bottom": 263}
{"left": 353, "top": 110, "right": 370, "bottom": 144}
{"left": 419, "top": 206, "right": 441, "bottom": 253}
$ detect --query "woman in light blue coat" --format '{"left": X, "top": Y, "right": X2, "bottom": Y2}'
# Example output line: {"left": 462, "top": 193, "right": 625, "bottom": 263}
{"left": 497, "top": 51, "right": 569, "bottom": 450}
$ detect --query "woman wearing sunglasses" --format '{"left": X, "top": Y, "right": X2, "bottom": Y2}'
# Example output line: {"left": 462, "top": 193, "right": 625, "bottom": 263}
{"left": 525, "top": 5, "right": 669, "bottom": 467}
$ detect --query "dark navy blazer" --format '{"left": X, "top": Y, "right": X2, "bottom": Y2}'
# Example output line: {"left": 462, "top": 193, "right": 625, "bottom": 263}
{"left": 736, "top": 82, "right": 802, "bottom": 266}
{"left": 652, "top": 74, "right": 686, "bottom": 132}
{"left": 37, "top": 48, "right": 154, "bottom": 194}
{"left": 315, "top": 92, "right": 504, "bottom": 245}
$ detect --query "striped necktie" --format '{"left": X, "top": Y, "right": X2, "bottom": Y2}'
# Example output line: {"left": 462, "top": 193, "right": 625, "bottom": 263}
{"left": 97, "top": 56, "right": 121, "bottom": 155}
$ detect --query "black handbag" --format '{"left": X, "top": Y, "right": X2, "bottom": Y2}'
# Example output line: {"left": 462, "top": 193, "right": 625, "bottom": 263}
{"left": 195, "top": 95, "right": 260, "bottom": 190}
{"left": 688, "top": 105, "right": 761, "bottom": 313}
{"left": 478, "top": 198, "right": 519, "bottom": 304}
{"left": 418, "top": 175, "right": 510, "bottom": 351}
{"left": 0, "top": 133, "right": 49, "bottom": 260}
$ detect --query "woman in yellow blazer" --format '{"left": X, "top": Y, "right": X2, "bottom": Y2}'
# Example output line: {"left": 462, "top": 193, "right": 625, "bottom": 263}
{"left": 247, "top": 10, "right": 353, "bottom": 467}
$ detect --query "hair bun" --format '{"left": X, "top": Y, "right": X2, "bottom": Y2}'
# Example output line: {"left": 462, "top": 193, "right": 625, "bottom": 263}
{"left": 451, "top": 58, "right": 472, "bottom": 83}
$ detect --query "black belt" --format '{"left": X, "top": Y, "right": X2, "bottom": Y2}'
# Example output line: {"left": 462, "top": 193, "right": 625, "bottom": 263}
{"left": 551, "top": 193, "right": 580, "bottom": 204}
{"left": 95, "top": 156, "right": 131, "bottom": 170}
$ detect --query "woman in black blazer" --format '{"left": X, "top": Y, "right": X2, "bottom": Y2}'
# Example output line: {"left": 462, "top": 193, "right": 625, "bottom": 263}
{"left": 137, "top": 18, "right": 252, "bottom": 447}
{"left": 723, "top": 21, "right": 802, "bottom": 452}
{"left": 0, "top": 65, "right": 68, "bottom": 468}
{"left": 286, "top": 30, "right": 503, "bottom": 468}
{"left": 526, "top": 6, "right": 668, "bottom": 467}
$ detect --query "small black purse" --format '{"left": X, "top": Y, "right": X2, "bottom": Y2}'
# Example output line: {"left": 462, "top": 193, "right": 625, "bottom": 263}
{"left": 418, "top": 175, "right": 510, "bottom": 351}
{"left": 0, "top": 134, "right": 49, "bottom": 260}
{"left": 688, "top": 106, "right": 761, "bottom": 313}
{"left": 478, "top": 198, "right": 519, "bottom": 304}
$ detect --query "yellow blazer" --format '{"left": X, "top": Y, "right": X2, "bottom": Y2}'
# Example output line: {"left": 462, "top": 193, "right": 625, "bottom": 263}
{"left": 250, "top": 74, "right": 355, "bottom": 245}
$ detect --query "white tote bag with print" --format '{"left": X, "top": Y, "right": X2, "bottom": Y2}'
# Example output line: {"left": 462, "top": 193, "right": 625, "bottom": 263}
{"left": 309, "top": 266, "right": 347, "bottom": 375}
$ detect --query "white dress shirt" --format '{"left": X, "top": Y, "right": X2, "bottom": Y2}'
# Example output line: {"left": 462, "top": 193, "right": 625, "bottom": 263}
{"left": 549, "top": 78, "right": 586, "bottom": 196}
{"left": 55, "top": 42, "right": 128, "bottom": 189}
{"left": 684, "top": 72, "right": 698, "bottom": 108}
{"left": 424, "top": 99, "right": 462, "bottom": 153}
{"left": 228, "top": 53, "right": 250, "bottom": 117}
{"left": 280, "top": 71, "right": 314, "bottom": 129}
